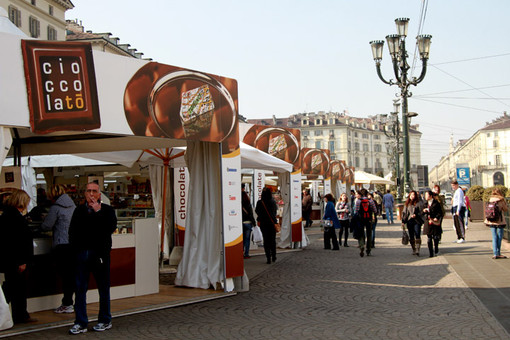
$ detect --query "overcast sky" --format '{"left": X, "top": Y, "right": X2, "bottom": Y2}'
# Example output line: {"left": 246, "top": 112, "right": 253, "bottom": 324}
{"left": 67, "top": 0, "right": 510, "bottom": 168}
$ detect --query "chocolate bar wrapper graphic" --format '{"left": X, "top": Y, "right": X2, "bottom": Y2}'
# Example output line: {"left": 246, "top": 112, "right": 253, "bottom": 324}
{"left": 180, "top": 85, "right": 215, "bottom": 137}
{"left": 332, "top": 164, "right": 340, "bottom": 176}
{"left": 311, "top": 154, "right": 322, "bottom": 174}
{"left": 268, "top": 134, "right": 287, "bottom": 159}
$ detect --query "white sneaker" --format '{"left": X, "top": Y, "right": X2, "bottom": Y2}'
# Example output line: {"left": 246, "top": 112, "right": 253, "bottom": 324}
{"left": 55, "top": 305, "right": 74, "bottom": 314}
{"left": 69, "top": 324, "right": 87, "bottom": 335}
{"left": 457, "top": 239, "right": 465, "bottom": 243}
{"left": 93, "top": 322, "right": 112, "bottom": 332}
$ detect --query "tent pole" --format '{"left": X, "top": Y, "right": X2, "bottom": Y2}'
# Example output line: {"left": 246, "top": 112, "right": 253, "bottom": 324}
{"left": 160, "top": 157, "right": 169, "bottom": 268}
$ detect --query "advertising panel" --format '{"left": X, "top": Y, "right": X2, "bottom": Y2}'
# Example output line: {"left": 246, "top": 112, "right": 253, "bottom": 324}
{"left": 301, "top": 148, "right": 331, "bottom": 177}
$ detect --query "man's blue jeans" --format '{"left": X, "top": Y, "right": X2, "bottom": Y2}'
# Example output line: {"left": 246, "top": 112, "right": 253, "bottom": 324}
{"left": 491, "top": 226, "right": 504, "bottom": 256}
{"left": 74, "top": 250, "right": 111, "bottom": 327}
{"left": 385, "top": 207, "right": 393, "bottom": 223}
{"left": 242, "top": 222, "right": 253, "bottom": 257}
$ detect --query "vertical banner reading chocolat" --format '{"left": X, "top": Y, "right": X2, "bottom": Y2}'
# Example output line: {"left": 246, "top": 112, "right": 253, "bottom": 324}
{"left": 124, "top": 62, "right": 242, "bottom": 280}
{"left": 253, "top": 170, "right": 265, "bottom": 208}
{"left": 21, "top": 40, "right": 101, "bottom": 134}
{"left": 173, "top": 167, "right": 189, "bottom": 247}
{"left": 330, "top": 160, "right": 346, "bottom": 199}
{"left": 240, "top": 124, "right": 302, "bottom": 243}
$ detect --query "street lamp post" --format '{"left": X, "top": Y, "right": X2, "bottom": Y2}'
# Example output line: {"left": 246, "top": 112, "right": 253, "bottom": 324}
{"left": 370, "top": 18, "right": 431, "bottom": 198}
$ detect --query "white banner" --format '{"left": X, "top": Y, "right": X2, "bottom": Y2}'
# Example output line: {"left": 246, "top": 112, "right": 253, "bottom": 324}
{"left": 173, "top": 167, "right": 189, "bottom": 245}
{"left": 252, "top": 170, "right": 265, "bottom": 208}
{"left": 324, "top": 178, "right": 331, "bottom": 196}
{"left": 290, "top": 170, "right": 302, "bottom": 242}
{"left": 221, "top": 151, "right": 242, "bottom": 256}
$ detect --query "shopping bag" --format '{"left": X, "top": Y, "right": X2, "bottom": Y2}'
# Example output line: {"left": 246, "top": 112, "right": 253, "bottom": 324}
{"left": 0, "top": 285, "right": 13, "bottom": 331}
{"left": 252, "top": 225, "right": 263, "bottom": 244}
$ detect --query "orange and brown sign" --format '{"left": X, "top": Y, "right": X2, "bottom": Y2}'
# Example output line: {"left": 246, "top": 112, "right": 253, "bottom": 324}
{"left": 124, "top": 63, "right": 239, "bottom": 154}
{"left": 301, "top": 148, "right": 330, "bottom": 176}
{"left": 21, "top": 40, "right": 100, "bottom": 134}
{"left": 242, "top": 125, "right": 301, "bottom": 171}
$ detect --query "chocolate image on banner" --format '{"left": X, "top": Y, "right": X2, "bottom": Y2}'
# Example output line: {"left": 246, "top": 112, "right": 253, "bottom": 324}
{"left": 124, "top": 63, "right": 239, "bottom": 153}
{"left": 302, "top": 148, "right": 330, "bottom": 176}
{"left": 21, "top": 40, "right": 100, "bottom": 134}
{"left": 344, "top": 166, "right": 355, "bottom": 185}
{"left": 243, "top": 126, "right": 300, "bottom": 169}
{"left": 330, "top": 160, "right": 346, "bottom": 181}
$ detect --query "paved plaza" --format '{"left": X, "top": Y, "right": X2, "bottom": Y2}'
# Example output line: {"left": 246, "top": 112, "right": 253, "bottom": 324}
{"left": 7, "top": 218, "right": 510, "bottom": 339}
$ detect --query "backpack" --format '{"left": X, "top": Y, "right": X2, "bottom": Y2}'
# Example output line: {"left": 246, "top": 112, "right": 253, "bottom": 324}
{"left": 485, "top": 201, "right": 501, "bottom": 222}
{"left": 359, "top": 198, "right": 372, "bottom": 221}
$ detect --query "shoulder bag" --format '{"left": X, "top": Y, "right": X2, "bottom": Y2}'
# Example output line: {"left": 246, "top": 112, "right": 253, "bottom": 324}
{"left": 262, "top": 201, "right": 281, "bottom": 232}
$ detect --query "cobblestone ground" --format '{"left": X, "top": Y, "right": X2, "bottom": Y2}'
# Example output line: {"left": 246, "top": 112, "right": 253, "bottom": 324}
{"left": 10, "top": 222, "right": 510, "bottom": 340}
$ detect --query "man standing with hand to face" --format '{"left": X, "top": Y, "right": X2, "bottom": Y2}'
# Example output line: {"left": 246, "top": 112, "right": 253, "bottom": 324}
{"left": 68, "top": 182, "right": 117, "bottom": 335}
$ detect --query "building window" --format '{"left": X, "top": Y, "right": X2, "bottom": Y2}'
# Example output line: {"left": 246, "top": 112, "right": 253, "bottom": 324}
{"left": 354, "top": 132, "right": 358, "bottom": 138}
{"left": 348, "top": 141, "right": 351, "bottom": 149}
{"left": 315, "top": 141, "right": 321, "bottom": 149}
{"left": 316, "top": 119, "right": 321, "bottom": 125}
{"left": 363, "top": 144, "right": 369, "bottom": 152}
{"left": 374, "top": 135, "right": 380, "bottom": 140}
{"left": 329, "top": 141, "right": 335, "bottom": 152}
{"left": 302, "top": 119, "right": 307, "bottom": 125}
{"left": 375, "top": 158, "right": 382, "bottom": 169}
{"left": 364, "top": 157, "right": 369, "bottom": 167}
{"left": 8, "top": 6, "right": 21, "bottom": 27}
{"left": 493, "top": 140, "right": 499, "bottom": 148}
{"left": 314, "top": 130, "right": 323, "bottom": 136}
{"left": 31, "top": 0, "right": 36, "bottom": 5}
{"left": 487, "top": 133, "right": 491, "bottom": 137}
{"left": 348, "top": 130, "right": 351, "bottom": 136}
{"left": 374, "top": 144, "right": 381, "bottom": 152}
{"left": 303, "top": 141, "right": 308, "bottom": 148}
{"left": 329, "top": 119, "right": 334, "bottom": 125}
{"left": 362, "top": 133, "right": 369, "bottom": 139}
{"left": 49, "top": 5, "right": 54, "bottom": 16}
{"left": 355, "top": 157, "right": 360, "bottom": 167}
{"left": 29, "top": 16, "right": 40, "bottom": 38}
{"left": 354, "top": 142, "right": 360, "bottom": 151}
{"left": 47, "top": 26, "right": 57, "bottom": 40}
{"left": 302, "top": 130, "right": 309, "bottom": 136}
{"left": 496, "top": 154, "right": 502, "bottom": 166}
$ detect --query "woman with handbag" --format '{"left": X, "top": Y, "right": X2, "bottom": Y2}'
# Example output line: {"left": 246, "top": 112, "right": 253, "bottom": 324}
{"left": 323, "top": 194, "right": 340, "bottom": 250}
{"left": 422, "top": 190, "right": 444, "bottom": 257}
{"left": 485, "top": 188, "right": 508, "bottom": 259}
{"left": 402, "top": 190, "right": 424, "bottom": 256}
{"left": 335, "top": 193, "right": 351, "bottom": 247}
{"left": 255, "top": 187, "right": 278, "bottom": 264}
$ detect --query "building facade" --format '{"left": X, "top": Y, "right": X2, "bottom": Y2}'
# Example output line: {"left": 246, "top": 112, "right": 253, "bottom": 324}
{"left": 1, "top": 0, "right": 73, "bottom": 40}
{"left": 248, "top": 110, "right": 422, "bottom": 183}
{"left": 429, "top": 113, "right": 510, "bottom": 191}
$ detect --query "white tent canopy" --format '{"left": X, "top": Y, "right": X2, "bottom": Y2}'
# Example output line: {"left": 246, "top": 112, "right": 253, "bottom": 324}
{"left": 355, "top": 170, "right": 394, "bottom": 185}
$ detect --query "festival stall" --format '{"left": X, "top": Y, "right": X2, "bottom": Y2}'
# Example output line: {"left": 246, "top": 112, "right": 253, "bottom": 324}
{"left": 0, "top": 27, "right": 244, "bottom": 313}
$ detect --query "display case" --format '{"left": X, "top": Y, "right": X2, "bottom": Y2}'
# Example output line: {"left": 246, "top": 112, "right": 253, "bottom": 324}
{"left": 116, "top": 208, "right": 155, "bottom": 219}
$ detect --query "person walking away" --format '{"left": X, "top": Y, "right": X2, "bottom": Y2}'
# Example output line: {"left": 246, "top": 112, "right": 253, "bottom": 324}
{"left": 322, "top": 194, "right": 340, "bottom": 250}
{"left": 451, "top": 180, "right": 466, "bottom": 243}
{"left": 302, "top": 189, "right": 313, "bottom": 228}
{"left": 402, "top": 190, "right": 424, "bottom": 256}
{"left": 368, "top": 193, "right": 378, "bottom": 248}
{"left": 255, "top": 187, "right": 278, "bottom": 264}
{"left": 422, "top": 190, "right": 444, "bottom": 257}
{"left": 241, "top": 184, "right": 256, "bottom": 259}
{"left": 68, "top": 182, "right": 117, "bottom": 335}
{"left": 354, "top": 189, "right": 377, "bottom": 257}
{"left": 0, "top": 190, "right": 35, "bottom": 324}
{"left": 382, "top": 190, "right": 395, "bottom": 224}
{"left": 464, "top": 189, "right": 472, "bottom": 229}
{"left": 485, "top": 188, "right": 508, "bottom": 259}
{"left": 41, "top": 184, "right": 76, "bottom": 314}
{"left": 335, "top": 193, "right": 351, "bottom": 247}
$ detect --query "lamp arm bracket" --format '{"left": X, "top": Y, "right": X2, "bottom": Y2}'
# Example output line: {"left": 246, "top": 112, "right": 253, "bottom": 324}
{"left": 392, "top": 58, "right": 402, "bottom": 84}
{"left": 375, "top": 63, "right": 393, "bottom": 85}
{"left": 410, "top": 59, "right": 428, "bottom": 85}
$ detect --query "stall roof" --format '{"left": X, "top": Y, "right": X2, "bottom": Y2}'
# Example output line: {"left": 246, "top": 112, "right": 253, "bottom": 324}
{"left": 6, "top": 142, "right": 293, "bottom": 173}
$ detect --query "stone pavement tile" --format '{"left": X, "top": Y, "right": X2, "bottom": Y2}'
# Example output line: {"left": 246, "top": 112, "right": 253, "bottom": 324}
{"left": 6, "top": 221, "right": 510, "bottom": 340}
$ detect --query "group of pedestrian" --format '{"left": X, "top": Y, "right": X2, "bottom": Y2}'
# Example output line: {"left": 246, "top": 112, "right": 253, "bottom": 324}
{"left": 0, "top": 182, "right": 117, "bottom": 335}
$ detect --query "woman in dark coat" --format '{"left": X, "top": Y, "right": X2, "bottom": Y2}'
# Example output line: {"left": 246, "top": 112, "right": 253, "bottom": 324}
{"left": 323, "top": 194, "right": 340, "bottom": 250}
{"left": 255, "top": 187, "right": 278, "bottom": 264}
{"left": 402, "top": 190, "right": 424, "bottom": 256}
{"left": 422, "top": 190, "right": 444, "bottom": 257}
{"left": 0, "top": 190, "right": 35, "bottom": 324}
